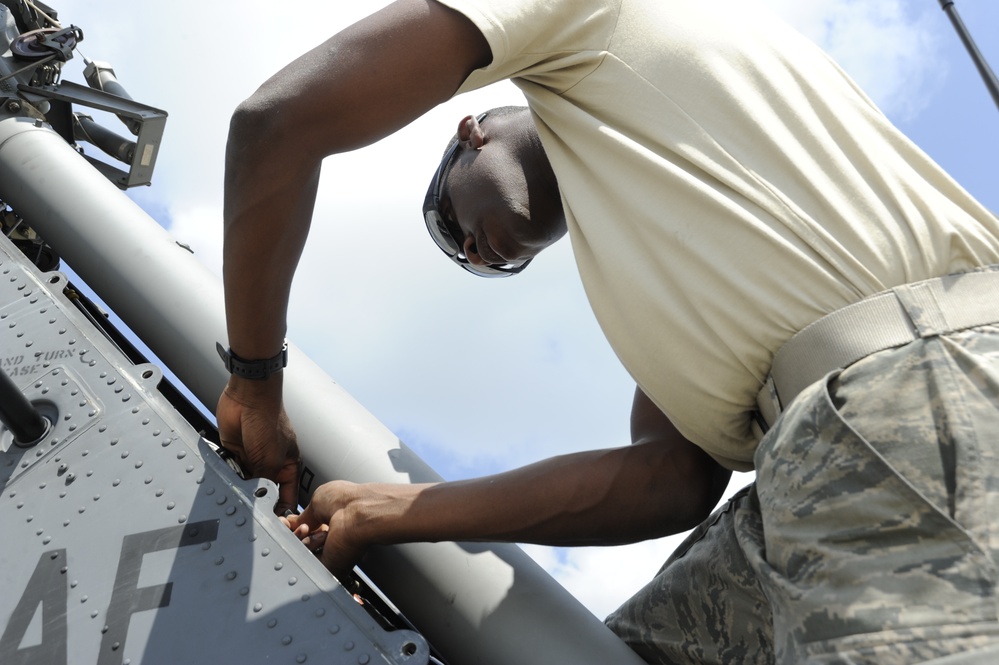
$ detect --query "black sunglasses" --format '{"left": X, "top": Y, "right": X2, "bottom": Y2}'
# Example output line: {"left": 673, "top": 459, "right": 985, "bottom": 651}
{"left": 422, "top": 113, "right": 531, "bottom": 278}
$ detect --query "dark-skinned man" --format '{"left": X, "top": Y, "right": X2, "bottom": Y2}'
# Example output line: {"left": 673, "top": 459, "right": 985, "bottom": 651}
{"left": 217, "top": 1, "right": 999, "bottom": 662}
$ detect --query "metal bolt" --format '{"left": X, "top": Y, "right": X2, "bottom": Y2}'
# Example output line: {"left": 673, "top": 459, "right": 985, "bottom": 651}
{"left": 5, "top": 100, "right": 21, "bottom": 113}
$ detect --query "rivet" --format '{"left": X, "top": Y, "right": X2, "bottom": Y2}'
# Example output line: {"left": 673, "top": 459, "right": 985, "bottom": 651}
{"left": 274, "top": 562, "right": 283, "bottom": 571}
{"left": 80, "top": 595, "right": 88, "bottom": 603}
{"left": 296, "top": 655, "right": 307, "bottom": 664}
{"left": 112, "top": 479, "right": 121, "bottom": 487}
{"left": 177, "top": 450, "right": 187, "bottom": 459}
{"left": 141, "top": 418, "right": 149, "bottom": 425}
{"left": 99, "top": 425, "right": 107, "bottom": 432}
{"left": 225, "top": 571, "right": 237, "bottom": 581}
{"left": 315, "top": 608, "right": 325, "bottom": 618}
{"left": 166, "top": 502, "right": 175, "bottom": 510}
{"left": 239, "top": 587, "right": 249, "bottom": 597}
{"left": 146, "top": 477, "right": 154, "bottom": 485}
{"left": 253, "top": 603, "right": 263, "bottom": 613}
{"left": 134, "top": 461, "right": 143, "bottom": 469}
{"left": 225, "top": 506, "right": 236, "bottom": 516}
{"left": 122, "top": 395, "right": 130, "bottom": 402}
{"left": 235, "top": 516, "right": 246, "bottom": 527}
{"left": 281, "top": 636, "right": 292, "bottom": 646}
{"left": 328, "top": 625, "right": 340, "bottom": 635}
{"left": 267, "top": 618, "right": 278, "bottom": 629}
{"left": 344, "top": 641, "right": 354, "bottom": 651}
{"left": 78, "top": 507, "right": 85, "bottom": 514}
{"left": 110, "top": 439, "right": 118, "bottom": 446}
{"left": 358, "top": 656, "right": 370, "bottom": 665}
{"left": 288, "top": 577, "right": 298, "bottom": 586}
{"left": 93, "top": 494, "right": 100, "bottom": 501}
{"left": 178, "top": 516, "right": 186, "bottom": 523}
{"left": 301, "top": 594, "right": 311, "bottom": 602}
{"left": 121, "top": 451, "right": 129, "bottom": 459}
{"left": 214, "top": 556, "right": 224, "bottom": 566}
{"left": 201, "top": 542, "right": 212, "bottom": 551}
{"left": 111, "top": 641, "right": 119, "bottom": 650}
{"left": 91, "top": 611, "right": 98, "bottom": 618}
{"left": 42, "top": 536, "right": 51, "bottom": 544}
{"left": 216, "top": 495, "right": 227, "bottom": 505}
{"left": 186, "top": 466, "right": 194, "bottom": 473}
{"left": 155, "top": 489, "right": 164, "bottom": 497}
{"left": 206, "top": 487, "right": 215, "bottom": 496}
{"left": 261, "top": 548, "right": 270, "bottom": 557}
{"left": 70, "top": 580, "right": 77, "bottom": 588}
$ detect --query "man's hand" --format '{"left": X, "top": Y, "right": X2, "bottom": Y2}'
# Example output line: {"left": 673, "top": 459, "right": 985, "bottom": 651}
{"left": 217, "top": 373, "right": 301, "bottom": 514}
{"left": 285, "top": 480, "right": 390, "bottom": 580}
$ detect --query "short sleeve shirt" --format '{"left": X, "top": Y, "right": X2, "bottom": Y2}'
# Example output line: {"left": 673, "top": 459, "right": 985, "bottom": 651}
{"left": 437, "top": 0, "right": 999, "bottom": 469}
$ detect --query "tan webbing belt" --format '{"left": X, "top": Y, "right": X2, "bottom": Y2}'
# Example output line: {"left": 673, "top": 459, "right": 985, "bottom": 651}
{"left": 755, "top": 266, "right": 999, "bottom": 434}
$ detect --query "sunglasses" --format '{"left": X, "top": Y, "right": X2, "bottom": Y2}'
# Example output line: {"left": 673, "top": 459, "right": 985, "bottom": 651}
{"left": 422, "top": 113, "right": 531, "bottom": 278}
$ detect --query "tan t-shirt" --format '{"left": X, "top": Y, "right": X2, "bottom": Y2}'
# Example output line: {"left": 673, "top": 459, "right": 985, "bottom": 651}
{"left": 439, "top": 0, "right": 999, "bottom": 469}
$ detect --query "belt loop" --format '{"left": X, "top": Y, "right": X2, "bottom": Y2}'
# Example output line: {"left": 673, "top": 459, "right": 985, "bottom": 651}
{"left": 754, "top": 375, "right": 780, "bottom": 435}
{"left": 892, "top": 282, "right": 948, "bottom": 338}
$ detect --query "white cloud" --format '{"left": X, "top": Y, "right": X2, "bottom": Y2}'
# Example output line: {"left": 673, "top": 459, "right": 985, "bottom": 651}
{"left": 760, "top": 0, "right": 945, "bottom": 120}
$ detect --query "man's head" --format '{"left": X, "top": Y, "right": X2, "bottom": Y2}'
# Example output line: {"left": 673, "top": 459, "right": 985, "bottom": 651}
{"left": 423, "top": 106, "right": 566, "bottom": 277}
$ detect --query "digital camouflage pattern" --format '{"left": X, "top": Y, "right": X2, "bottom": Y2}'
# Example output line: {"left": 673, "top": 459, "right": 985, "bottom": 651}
{"left": 605, "top": 485, "right": 774, "bottom": 664}
{"left": 608, "top": 277, "right": 999, "bottom": 664}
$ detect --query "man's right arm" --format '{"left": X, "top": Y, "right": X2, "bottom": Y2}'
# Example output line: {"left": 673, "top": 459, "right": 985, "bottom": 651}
{"left": 291, "top": 386, "right": 733, "bottom": 577}
{"left": 217, "top": 0, "right": 492, "bottom": 507}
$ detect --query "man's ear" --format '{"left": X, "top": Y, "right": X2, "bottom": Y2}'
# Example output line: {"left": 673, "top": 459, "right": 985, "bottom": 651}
{"left": 456, "top": 114, "right": 486, "bottom": 149}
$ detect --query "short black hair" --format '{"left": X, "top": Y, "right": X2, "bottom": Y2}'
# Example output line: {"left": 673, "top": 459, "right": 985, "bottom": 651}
{"left": 436, "top": 105, "right": 529, "bottom": 190}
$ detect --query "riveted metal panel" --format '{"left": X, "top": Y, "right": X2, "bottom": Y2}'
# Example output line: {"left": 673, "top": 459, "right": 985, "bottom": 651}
{"left": 0, "top": 234, "right": 429, "bottom": 665}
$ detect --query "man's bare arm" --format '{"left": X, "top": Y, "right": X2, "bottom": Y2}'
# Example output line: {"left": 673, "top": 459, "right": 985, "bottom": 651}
{"left": 293, "top": 386, "right": 733, "bottom": 576}
{"left": 217, "top": 0, "right": 491, "bottom": 508}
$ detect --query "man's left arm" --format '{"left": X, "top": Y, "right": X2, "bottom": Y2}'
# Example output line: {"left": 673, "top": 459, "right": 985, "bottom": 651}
{"left": 217, "top": 0, "right": 492, "bottom": 512}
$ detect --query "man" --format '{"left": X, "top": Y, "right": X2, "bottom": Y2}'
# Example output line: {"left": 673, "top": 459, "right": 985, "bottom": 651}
{"left": 216, "top": 0, "right": 999, "bottom": 662}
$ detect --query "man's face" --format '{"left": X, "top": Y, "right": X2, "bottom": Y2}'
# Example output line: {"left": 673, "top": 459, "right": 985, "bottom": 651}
{"left": 443, "top": 124, "right": 565, "bottom": 271}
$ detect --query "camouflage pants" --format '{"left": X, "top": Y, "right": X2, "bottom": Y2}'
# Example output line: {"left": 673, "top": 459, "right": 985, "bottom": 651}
{"left": 607, "top": 324, "right": 999, "bottom": 664}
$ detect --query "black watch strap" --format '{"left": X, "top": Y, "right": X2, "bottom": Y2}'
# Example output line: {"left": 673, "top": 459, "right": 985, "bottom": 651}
{"left": 216, "top": 342, "right": 288, "bottom": 380}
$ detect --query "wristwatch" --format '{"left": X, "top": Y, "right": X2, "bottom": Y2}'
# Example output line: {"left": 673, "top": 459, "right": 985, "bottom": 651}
{"left": 216, "top": 341, "right": 288, "bottom": 380}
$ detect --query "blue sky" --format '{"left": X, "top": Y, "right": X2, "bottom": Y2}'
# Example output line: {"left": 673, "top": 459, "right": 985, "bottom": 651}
{"left": 50, "top": 0, "right": 999, "bottom": 618}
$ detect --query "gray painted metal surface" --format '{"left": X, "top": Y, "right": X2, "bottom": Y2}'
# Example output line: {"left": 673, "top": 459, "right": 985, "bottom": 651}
{"left": 0, "top": 233, "right": 429, "bottom": 664}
